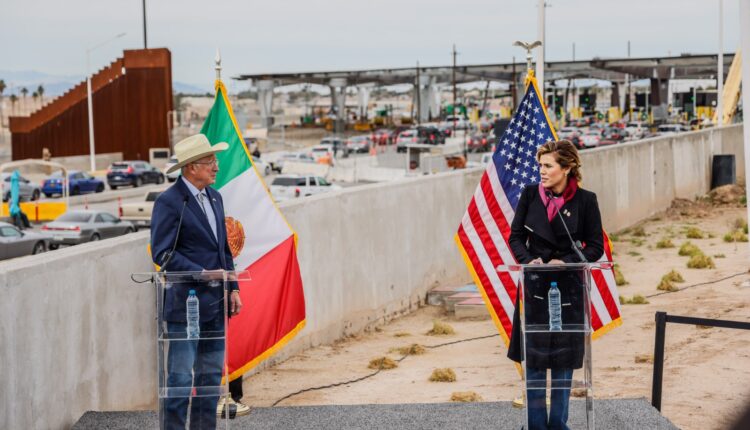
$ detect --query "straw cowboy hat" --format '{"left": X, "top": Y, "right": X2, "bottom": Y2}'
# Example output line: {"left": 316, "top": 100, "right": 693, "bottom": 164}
{"left": 167, "top": 134, "right": 228, "bottom": 173}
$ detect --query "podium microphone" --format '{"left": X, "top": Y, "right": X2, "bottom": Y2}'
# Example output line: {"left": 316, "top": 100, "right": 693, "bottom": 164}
{"left": 546, "top": 191, "right": 587, "bottom": 263}
{"left": 159, "top": 195, "right": 189, "bottom": 272}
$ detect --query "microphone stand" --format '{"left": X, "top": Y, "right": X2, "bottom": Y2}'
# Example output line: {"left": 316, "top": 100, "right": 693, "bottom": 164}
{"left": 547, "top": 192, "right": 587, "bottom": 263}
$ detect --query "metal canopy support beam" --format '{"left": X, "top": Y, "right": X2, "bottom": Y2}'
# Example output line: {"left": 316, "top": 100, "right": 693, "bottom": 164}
{"left": 257, "top": 80, "right": 275, "bottom": 128}
{"left": 330, "top": 78, "right": 347, "bottom": 134}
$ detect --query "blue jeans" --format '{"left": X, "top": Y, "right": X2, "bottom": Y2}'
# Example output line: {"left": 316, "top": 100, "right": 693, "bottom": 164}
{"left": 526, "top": 367, "right": 573, "bottom": 430}
{"left": 163, "top": 317, "right": 225, "bottom": 430}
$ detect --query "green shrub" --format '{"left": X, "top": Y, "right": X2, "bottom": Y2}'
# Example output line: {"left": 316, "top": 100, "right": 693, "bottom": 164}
{"left": 613, "top": 264, "right": 628, "bottom": 286}
{"left": 663, "top": 270, "right": 685, "bottom": 283}
{"left": 632, "top": 226, "right": 646, "bottom": 237}
{"left": 630, "top": 238, "right": 644, "bottom": 247}
{"left": 687, "top": 254, "right": 715, "bottom": 269}
{"left": 685, "top": 227, "right": 704, "bottom": 239}
{"left": 620, "top": 295, "right": 649, "bottom": 305}
{"left": 678, "top": 242, "right": 702, "bottom": 257}
{"left": 723, "top": 230, "right": 749, "bottom": 243}
{"left": 627, "top": 251, "right": 641, "bottom": 257}
{"left": 714, "top": 253, "right": 726, "bottom": 258}
{"left": 655, "top": 238, "right": 674, "bottom": 249}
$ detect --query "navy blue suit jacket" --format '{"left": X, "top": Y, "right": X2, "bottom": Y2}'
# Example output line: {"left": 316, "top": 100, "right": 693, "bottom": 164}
{"left": 151, "top": 177, "right": 237, "bottom": 322}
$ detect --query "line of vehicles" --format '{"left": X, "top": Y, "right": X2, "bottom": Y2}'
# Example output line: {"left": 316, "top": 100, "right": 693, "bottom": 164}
{"left": 556, "top": 119, "right": 693, "bottom": 149}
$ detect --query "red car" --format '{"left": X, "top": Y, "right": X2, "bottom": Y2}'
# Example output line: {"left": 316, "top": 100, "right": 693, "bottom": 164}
{"left": 371, "top": 129, "right": 392, "bottom": 146}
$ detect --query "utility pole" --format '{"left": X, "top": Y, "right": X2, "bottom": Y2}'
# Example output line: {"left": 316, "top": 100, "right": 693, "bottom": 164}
{"left": 142, "top": 0, "right": 148, "bottom": 49}
{"left": 717, "top": 0, "right": 724, "bottom": 125}
{"left": 572, "top": 42, "right": 575, "bottom": 61}
{"left": 536, "top": 0, "right": 547, "bottom": 92}
{"left": 452, "top": 44, "right": 457, "bottom": 132}
{"left": 627, "top": 40, "right": 632, "bottom": 121}
{"left": 415, "top": 61, "right": 421, "bottom": 126}
{"left": 511, "top": 56, "right": 517, "bottom": 109}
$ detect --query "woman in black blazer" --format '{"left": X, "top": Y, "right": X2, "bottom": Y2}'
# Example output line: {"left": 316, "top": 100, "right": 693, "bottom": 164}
{"left": 506, "top": 140, "right": 604, "bottom": 430}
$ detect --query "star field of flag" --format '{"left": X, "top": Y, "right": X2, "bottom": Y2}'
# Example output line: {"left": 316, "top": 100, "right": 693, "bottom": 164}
{"left": 493, "top": 86, "right": 555, "bottom": 208}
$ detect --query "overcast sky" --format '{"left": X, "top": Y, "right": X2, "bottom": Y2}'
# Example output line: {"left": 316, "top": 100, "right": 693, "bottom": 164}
{"left": 0, "top": 0, "right": 740, "bottom": 91}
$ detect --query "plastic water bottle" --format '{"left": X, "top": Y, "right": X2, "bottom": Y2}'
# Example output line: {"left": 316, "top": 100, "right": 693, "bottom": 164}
{"left": 186, "top": 290, "right": 200, "bottom": 339}
{"left": 548, "top": 282, "right": 562, "bottom": 331}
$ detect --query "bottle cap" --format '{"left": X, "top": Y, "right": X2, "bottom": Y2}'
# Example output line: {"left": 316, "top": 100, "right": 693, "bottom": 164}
{"left": 551, "top": 282, "right": 558, "bottom": 287}
{"left": 189, "top": 289, "right": 196, "bottom": 295}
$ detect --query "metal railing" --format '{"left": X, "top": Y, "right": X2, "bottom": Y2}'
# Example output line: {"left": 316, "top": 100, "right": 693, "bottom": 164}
{"left": 651, "top": 311, "right": 750, "bottom": 411}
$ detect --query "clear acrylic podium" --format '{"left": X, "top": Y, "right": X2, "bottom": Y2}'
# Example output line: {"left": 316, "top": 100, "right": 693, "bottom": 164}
{"left": 498, "top": 263, "right": 611, "bottom": 430}
{"left": 135, "top": 270, "right": 249, "bottom": 430}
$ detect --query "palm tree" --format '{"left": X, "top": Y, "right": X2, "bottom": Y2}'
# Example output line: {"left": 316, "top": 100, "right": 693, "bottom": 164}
{"left": 37, "top": 84, "right": 44, "bottom": 106}
{"left": 20, "top": 87, "right": 28, "bottom": 113}
{"left": 9, "top": 94, "right": 18, "bottom": 115}
{"left": 32, "top": 91, "right": 39, "bottom": 108}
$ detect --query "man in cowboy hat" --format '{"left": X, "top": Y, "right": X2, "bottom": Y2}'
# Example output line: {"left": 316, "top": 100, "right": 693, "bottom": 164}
{"left": 151, "top": 133, "right": 244, "bottom": 429}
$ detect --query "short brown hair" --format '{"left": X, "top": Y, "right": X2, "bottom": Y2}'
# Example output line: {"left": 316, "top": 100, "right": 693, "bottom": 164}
{"left": 536, "top": 140, "right": 582, "bottom": 182}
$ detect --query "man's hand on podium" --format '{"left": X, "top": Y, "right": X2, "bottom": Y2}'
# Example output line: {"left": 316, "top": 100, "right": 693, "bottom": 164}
{"left": 230, "top": 291, "right": 242, "bottom": 316}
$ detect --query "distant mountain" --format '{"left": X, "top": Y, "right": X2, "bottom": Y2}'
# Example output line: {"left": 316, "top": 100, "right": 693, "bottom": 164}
{"left": 0, "top": 70, "right": 212, "bottom": 97}
{"left": 173, "top": 81, "right": 210, "bottom": 95}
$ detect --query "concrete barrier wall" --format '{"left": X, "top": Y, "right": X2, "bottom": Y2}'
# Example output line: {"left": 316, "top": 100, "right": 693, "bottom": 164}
{"left": 0, "top": 125, "right": 744, "bottom": 429}
{"left": 581, "top": 124, "right": 744, "bottom": 230}
{"left": 0, "top": 233, "right": 156, "bottom": 430}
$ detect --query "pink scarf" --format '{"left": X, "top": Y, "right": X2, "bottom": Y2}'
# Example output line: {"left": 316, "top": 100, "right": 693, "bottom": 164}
{"left": 538, "top": 178, "right": 578, "bottom": 221}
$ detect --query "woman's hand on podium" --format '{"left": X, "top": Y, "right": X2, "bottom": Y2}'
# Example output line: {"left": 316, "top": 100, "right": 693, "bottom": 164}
{"left": 548, "top": 259, "right": 564, "bottom": 265}
{"left": 529, "top": 258, "right": 543, "bottom": 264}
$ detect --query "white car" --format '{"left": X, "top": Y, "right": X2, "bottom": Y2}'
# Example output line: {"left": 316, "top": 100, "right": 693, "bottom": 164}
{"left": 657, "top": 124, "right": 689, "bottom": 136}
{"left": 275, "top": 152, "right": 316, "bottom": 172}
{"left": 311, "top": 144, "right": 334, "bottom": 161}
{"left": 580, "top": 132, "right": 601, "bottom": 148}
{"left": 163, "top": 156, "right": 180, "bottom": 182}
{"left": 441, "top": 115, "right": 470, "bottom": 130}
{"left": 270, "top": 175, "right": 342, "bottom": 202}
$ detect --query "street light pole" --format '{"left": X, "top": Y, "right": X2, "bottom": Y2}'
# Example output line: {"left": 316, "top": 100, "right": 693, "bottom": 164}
{"left": 142, "top": 0, "right": 148, "bottom": 49}
{"left": 86, "top": 32, "right": 126, "bottom": 172}
{"left": 717, "top": 0, "right": 724, "bottom": 125}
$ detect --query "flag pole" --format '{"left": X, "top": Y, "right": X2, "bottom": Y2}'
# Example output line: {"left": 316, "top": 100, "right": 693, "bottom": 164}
{"left": 215, "top": 49, "right": 222, "bottom": 82}
{"left": 512, "top": 40, "right": 542, "bottom": 90}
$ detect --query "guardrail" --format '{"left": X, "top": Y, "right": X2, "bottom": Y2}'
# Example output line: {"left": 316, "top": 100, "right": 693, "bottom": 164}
{"left": 651, "top": 311, "right": 750, "bottom": 411}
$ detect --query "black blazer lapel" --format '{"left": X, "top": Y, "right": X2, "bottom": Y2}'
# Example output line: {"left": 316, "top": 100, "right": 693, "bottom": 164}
{"left": 525, "top": 192, "right": 557, "bottom": 245}
{"left": 550, "top": 195, "right": 580, "bottom": 237}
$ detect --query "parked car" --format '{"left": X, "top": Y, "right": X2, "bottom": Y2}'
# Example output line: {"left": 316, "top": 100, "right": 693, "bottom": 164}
{"left": 0, "top": 222, "right": 51, "bottom": 259}
{"left": 276, "top": 152, "right": 316, "bottom": 173}
{"left": 252, "top": 156, "right": 272, "bottom": 176}
{"left": 42, "top": 170, "right": 105, "bottom": 197}
{"left": 320, "top": 136, "right": 346, "bottom": 157}
{"left": 269, "top": 175, "right": 342, "bottom": 202}
{"left": 557, "top": 127, "right": 583, "bottom": 149}
{"left": 43, "top": 210, "right": 135, "bottom": 249}
{"left": 311, "top": 144, "right": 335, "bottom": 161}
{"left": 441, "top": 115, "right": 470, "bottom": 130}
{"left": 1, "top": 173, "right": 41, "bottom": 202}
{"left": 120, "top": 191, "right": 162, "bottom": 229}
{"left": 580, "top": 131, "right": 601, "bottom": 148}
{"left": 467, "top": 133, "right": 492, "bottom": 152}
{"left": 107, "top": 161, "right": 165, "bottom": 189}
{"left": 396, "top": 129, "right": 420, "bottom": 153}
{"left": 371, "top": 129, "right": 392, "bottom": 146}
{"left": 396, "top": 127, "right": 445, "bottom": 152}
{"left": 657, "top": 124, "right": 690, "bottom": 135}
{"left": 345, "top": 135, "right": 372, "bottom": 154}
{"left": 163, "top": 156, "right": 180, "bottom": 182}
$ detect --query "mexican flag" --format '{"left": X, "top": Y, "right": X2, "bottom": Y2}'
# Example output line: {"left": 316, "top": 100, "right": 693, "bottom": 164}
{"left": 201, "top": 80, "right": 306, "bottom": 381}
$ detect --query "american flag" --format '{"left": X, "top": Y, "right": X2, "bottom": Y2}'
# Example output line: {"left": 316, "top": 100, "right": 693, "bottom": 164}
{"left": 455, "top": 73, "right": 622, "bottom": 344}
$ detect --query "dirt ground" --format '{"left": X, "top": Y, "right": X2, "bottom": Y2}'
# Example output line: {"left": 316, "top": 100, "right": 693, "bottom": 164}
{"left": 243, "top": 193, "right": 750, "bottom": 430}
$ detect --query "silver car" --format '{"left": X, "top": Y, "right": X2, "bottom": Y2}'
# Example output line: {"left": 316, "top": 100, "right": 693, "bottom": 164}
{"left": 0, "top": 222, "right": 51, "bottom": 260}
{"left": 1, "top": 173, "right": 42, "bottom": 202}
{"left": 43, "top": 210, "right": 135, "bottom": 249}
